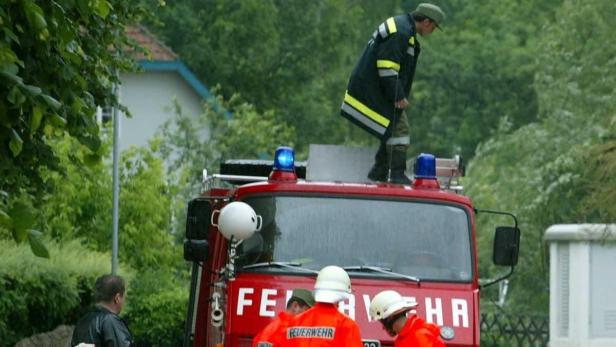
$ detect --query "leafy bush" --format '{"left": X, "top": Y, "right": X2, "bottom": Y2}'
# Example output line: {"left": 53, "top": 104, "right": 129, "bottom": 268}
{"left": 0, "top": 239, "right": 191, "bottom": 347}
{"left": 0, "top": 240, "right": 123, "bottom": 346}
{"left": 124, "top": 270, "right": 189, "bottom": 347}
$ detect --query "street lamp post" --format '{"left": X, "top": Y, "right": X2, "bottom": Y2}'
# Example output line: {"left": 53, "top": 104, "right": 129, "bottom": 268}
{"left": 111, "top": 81, "right": 121, "bottom": 275}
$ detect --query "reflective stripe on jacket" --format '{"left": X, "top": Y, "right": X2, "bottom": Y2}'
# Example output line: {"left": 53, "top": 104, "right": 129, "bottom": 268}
{"left": 341, "top": 13, "right": 420, "bottom": 139}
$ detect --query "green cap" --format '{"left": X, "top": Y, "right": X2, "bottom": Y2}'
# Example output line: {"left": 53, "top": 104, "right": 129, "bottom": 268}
{"left": 290, "top": 288, "right": 315, "bottom": 307}
{"left": 415, "top": 3, "right": 446, "bottom": 28}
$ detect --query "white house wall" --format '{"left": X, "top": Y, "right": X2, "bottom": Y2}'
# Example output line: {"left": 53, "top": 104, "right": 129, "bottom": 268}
{"left": 118, "top": 71, "right": 206, "bottom": 152}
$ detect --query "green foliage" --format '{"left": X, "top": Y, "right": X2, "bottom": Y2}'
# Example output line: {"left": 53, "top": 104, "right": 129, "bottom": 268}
{"left": 0, "top": 0, "right": 153, "bottom": 254}
{"left": 124, "top": 270, "right": 189, "bottom": 346}
{"left": 467, "top": 0, "right": 616, "bottom": 314}
{"left": 117, "top": 145, "right": 179, "bottom": 270}
{"left": 409, "top": 0, "right": 563, "bottom": 159}
{"left": 214, "top": 97, "right": 297, "bottom": 160}
{"left": 574, "top": 140, "right": 616, "bottom": 221}
{"left": 145, "top": 0, "right": 560, "bottom": 160}
{"left": 146, "top": 0, "right": 279, "bottom": 103}
{"left": 0, "top": 0, "right": 147, "bottom": 194}
{"left": 157, "top": 93, "right": 296, "bottom": 178}
{"left": 37, "top": 134, "right": 112, "bottom": 244}
{"left": 0, "top": 121, "right": 183, "bottom": 345}
{"left": 0, "top": 239, "right": 120, "bottom": 346}
{"left": 0, "top": 192, "right": 50, "bottom": 257}
{"left": 1, "top": 0, "right": 613, "bottom": 343}
{"left": 145, "top": 0, "right": 381, "bottom": 151}
{"left": 157, "top": 94, "right": 296, "bottom": 239}
{"left": 1, "top": 133, "right": 184, "bottom": 344}
{"left": 39, "top": 133, "right": 179, "bottom": 271}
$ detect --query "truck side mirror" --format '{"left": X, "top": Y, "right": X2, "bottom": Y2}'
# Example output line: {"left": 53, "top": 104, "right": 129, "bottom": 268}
{"left": 184, "top": 239, "right": 209, "bottom": 262}
{"left": 493, "top": 226, "right": 520, "bottom": 266}
{"left": 186, "top": 198, "right": 212, "bottom": 240}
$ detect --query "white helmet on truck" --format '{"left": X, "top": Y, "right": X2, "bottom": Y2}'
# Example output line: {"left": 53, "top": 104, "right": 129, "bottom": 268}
{"left": 369, "top": 290, "right": 418, "bottom": 321}
{"left": 216, "top": 201, "right": 261, "bottom": 241}
{"left": 314, "top": 265, "right": 352, "bottom": 304}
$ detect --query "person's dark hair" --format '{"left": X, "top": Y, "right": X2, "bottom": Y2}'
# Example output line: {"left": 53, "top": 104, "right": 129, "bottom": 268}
{"left": 380, "top": 310, "right": 408, "bottom": 334}
{"left": 412, "top": 12, "right": 432, "bottom": 23}
{"left": 286, "top": 296, "right": 309, "bottom": 310}
{"left": 94, "top": 274, "right": 125, "bottom": 302}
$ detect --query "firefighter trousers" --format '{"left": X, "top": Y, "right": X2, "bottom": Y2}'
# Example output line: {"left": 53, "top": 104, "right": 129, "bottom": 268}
{"left": 367, "top": 111, "right": 410, "bottom": 183}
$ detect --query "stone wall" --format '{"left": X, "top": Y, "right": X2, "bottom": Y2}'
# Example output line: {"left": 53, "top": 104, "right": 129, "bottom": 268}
{"left": 14, "top": 325, "right": 73, "bottom": 347}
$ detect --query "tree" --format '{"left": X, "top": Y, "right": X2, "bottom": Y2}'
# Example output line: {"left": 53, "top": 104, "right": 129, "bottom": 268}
{"left": 156, "top": 94, "right": 296, "bottom": 238}
{"left": 409, "top": 0, "right": 563, "bottom": 159}
{"left": 146, "top": 0, "right": 562, "bottom": 160}
{"left": 144, "top": 0, "right": 280, "bottom": 111}
{"left": 466, "top": 0, "right": 615, "bottom": 314}
{"left": 144, "top": 0, "right": 396, "bottom": 152}
{"left": 0, "top": 0, "right": 150, "bottom": 253}
{"left": 39, "top": 133, "right": 178, "bottom": 271}
{"left": 1, "top": 130, "right": 185, "bottom": 343}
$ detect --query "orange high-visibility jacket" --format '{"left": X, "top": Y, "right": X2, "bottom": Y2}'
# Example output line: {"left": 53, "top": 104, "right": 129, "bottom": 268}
{"left": 253, "top": 311, "right": 293, "bottom": 347}
{"left": 395, "top": 315, "right": 445, "bottom": 347}
{"left": 281, "top": 303, "right": 363, "bottom": 347}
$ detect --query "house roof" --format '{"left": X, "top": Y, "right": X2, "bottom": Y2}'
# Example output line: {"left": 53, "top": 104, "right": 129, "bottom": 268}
{"left": 125, "top": 25, "right": 227, "bottom": 114}
{"left": 139, "top": 60, "right": 213, "bottom": 100}
{"left": 126, "top": 25, "right": 178, "bottom": 61}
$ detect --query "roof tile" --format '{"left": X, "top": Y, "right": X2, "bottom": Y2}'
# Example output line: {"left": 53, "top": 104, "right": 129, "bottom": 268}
{"left": 126, "top": 25, "right": 178, "bottom": 61}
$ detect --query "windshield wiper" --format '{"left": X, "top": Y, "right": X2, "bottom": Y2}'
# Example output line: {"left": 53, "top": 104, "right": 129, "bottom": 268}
{"left": 343, "top": 265, "right": 420, "bottom": 284}
{"left": 242, "top": 261, "right": 318, "bottom": 274}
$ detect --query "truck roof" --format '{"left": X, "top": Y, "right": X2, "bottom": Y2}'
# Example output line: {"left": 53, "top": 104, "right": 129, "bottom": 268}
{"left": 233, "top": 179, "right": 473, "bottom": 207}
{"left": 207, "top": 144, "right": 469, "bottom": 206}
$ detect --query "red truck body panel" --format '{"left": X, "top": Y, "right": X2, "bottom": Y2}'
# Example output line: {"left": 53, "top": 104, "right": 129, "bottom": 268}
{"left": 189, "top": 179, "right": 481, "bottom": 347}
{"left": 225, "top": 274, "right": 479, "bottom": 346}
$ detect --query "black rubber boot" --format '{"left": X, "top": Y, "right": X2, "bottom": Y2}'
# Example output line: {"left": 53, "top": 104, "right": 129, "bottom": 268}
{"left": 387, "top": 147, "right": 411, "bottom": 185}
{"left": 367, "top": 142, "right": 388, "bottom": 182}
{"left": 388, "top": 170, "right": 411, "bottom": 184}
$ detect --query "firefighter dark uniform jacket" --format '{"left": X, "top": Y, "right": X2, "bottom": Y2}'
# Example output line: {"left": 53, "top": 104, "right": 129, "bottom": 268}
{"left": 280, "top": 303, "right": 363, "bottom": 347}
{"left": 253, "top": 311, "right": 293, "bottom": 347}
{"left": 341, "top": 14, "right": 421, "bottom": 139}
{"left": 395, "top": 315, "right": 445, "bottom": 347}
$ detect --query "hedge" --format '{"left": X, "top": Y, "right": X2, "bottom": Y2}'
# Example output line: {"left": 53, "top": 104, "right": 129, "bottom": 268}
{"left": 125, "top": 270, "right": 189, "bottom": 347}
{"left": 0, "top": 240, "right": 118, "bottom": 346}
{"left": 0, "top": 240, "right": 190, "bottom": 347}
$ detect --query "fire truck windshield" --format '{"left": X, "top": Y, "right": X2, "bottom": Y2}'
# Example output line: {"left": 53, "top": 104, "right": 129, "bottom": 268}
{"left": 237, "top": 195, "right": 472, "bottom": 282}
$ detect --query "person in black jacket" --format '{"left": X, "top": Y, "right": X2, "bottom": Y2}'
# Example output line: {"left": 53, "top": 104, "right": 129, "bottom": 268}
{"left": 341, "top": 3, "right": 445, "bottom": 184}
{"left": 71, "top": 274, "right": 133, "bottom": 347}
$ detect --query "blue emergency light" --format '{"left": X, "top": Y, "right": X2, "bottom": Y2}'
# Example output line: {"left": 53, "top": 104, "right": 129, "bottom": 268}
{"left": 414, "top": 153, "right": 436, "bottom": 179}
{"left": 273, "top": 146, "right": 295, "bottom": 171}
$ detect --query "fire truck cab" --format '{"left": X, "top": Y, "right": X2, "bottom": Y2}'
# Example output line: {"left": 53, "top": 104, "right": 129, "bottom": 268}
{"left": 183, "top": 145, "right": 520, "bottom": 347}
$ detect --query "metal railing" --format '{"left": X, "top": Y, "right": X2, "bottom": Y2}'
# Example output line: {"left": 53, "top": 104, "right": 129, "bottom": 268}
{"left": 480, "top": 312, "right": 549, "bottom": 347}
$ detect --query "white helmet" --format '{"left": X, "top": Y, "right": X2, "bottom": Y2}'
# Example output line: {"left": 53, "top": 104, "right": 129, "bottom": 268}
{"left": 369, "top": 290, "right": 417, "bottom": 321}
{"left": 314, "top": 265, "right": 352, "bottom": 303}
{"left": 216, "top": 202, "right": 261, "bottom": 241}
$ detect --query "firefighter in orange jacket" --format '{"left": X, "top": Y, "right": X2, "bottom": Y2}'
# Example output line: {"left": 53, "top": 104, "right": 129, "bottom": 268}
{"left": 369, "top": 290, "right": 445, "bottom": 347}
{"left": 281, "top": 266, "right": 363, "bottom": 347}
{"left": 253, "top": 289, "right": 315, "bottom": 347}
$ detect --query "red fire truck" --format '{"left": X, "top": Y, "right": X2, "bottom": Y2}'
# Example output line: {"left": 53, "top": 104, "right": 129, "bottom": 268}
{"left": 182, "top": 145, "right": 520, "bottom": 347}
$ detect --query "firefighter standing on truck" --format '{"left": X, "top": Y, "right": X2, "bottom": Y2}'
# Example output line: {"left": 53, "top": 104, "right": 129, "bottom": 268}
{"left": 281, "top": 266, "right": 363, "bottom": 347}
{"left": 253, "top": 289, "right": 315, "bottom": 347}
{"left": 369, "top": 290, "right": 445, "bottom": 347}
{"left": 340, "top": 3, "right": 446, "bottom": 184}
